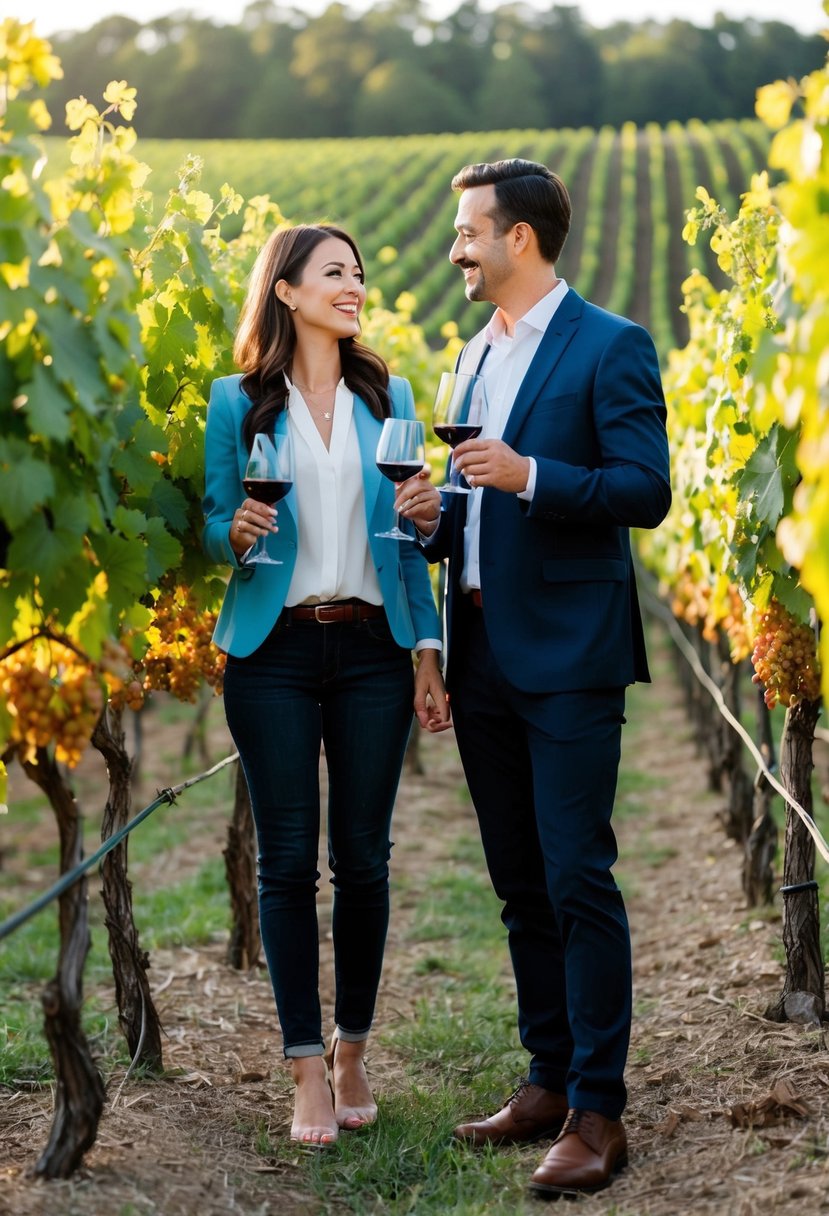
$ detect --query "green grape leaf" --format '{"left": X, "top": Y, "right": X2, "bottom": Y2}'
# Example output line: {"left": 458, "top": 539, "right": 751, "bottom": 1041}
{"left": 149, "top": 477, "right": 191, "bottom": 533}
{"left": 9, "top": 517, "right": 90, "bottom": 616}
{"left": 113, "top": 442, "right": 161, "bottom": 497}
{"left": 737, "top": 426, "right": 798, "bottom": 528}
{"left": 92, "top": 532, "right": 149, "bottom": 609}
{"left": 22, "top": 362, "right": 73, "bottom": 442}
{"left": 42, "top": 308, "right": 107, "bottom": 409}
{"left": 145, "top": 302, "right": 198, "bottom": 370}
{"left": 144, "top": 517, "right": 182, "bottom": 584}
{"left": 0, "top": 439, "right": 55, "bottom": 529}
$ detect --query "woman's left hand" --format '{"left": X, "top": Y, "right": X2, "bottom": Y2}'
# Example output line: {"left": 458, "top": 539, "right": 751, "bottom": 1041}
{"left": 395, "top": 468, "right": 441, "bottom": 538}
{"left": 414, "top": 649, "right": 452, "bottom": 733}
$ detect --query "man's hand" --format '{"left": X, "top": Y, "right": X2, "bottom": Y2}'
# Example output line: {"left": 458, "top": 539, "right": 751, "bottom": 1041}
{"left": 413, "top": 649, "right": 452, "bottom": 733}
{"left": 395, "top": 467, "right": 442, "bottom": 538}
{"left": 453, "top": 438, "right": 531, "bottom": 493}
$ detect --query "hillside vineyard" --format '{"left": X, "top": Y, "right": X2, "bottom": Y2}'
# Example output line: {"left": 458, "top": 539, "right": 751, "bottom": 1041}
{"left": 112, "top": 119, "right": 770, "bottom": 357}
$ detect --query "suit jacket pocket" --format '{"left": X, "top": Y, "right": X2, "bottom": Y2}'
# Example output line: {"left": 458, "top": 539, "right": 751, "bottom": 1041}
{"left": 531, "top": 393, "right": 579, "bottom": 417}
{"left": 542, "top": 557, "right": 626, "bottom": 583}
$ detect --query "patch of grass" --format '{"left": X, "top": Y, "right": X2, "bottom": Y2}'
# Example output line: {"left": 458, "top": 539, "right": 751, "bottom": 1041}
{"left": 133, "top": 859, "right": 230, "bottom": 949}
{"left": 303, "top": 1086, "right": 544, "bottom": 1215}
{"left": 0, "top": 988, "right": 129, "bottom": 1087}
{"left": 406, "top": 867, "right": 500, "bottom": 955}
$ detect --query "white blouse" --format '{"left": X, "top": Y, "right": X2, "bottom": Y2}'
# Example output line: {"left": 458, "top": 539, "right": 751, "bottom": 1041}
{"left": 284, "top": 379, "right": 384, "bottom": 608}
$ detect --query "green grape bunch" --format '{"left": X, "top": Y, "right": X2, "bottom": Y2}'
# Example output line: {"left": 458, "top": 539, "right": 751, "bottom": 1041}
{"left": 750, "top": 599, "right": 821, "bottom": 710}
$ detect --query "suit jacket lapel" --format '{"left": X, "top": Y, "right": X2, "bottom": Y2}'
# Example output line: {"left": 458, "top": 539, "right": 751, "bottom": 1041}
{"left": 501, "top": 288, "right": 583, "bottom": 447}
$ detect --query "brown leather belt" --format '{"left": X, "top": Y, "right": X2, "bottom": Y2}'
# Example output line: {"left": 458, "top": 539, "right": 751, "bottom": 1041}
{"left": 283, "top": 601, "right": 386, "bottom": 624}
{"left": 469, "top": 589, "right": 483, "bottom": 608}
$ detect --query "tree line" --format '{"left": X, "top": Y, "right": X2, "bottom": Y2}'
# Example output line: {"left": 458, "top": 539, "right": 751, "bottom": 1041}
{"left": 42, "top": 0, "right": 825, "bottom": 140}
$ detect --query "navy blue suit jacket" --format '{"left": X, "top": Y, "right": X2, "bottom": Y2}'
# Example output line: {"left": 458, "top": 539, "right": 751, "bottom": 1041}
{"left": 423, "top": 289, "right": 671, "bottom": 693}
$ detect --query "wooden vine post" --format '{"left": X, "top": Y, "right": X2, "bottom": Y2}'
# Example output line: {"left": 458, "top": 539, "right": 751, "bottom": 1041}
{"left": 765, "top": 697, "right": 824, "bottom": 1024}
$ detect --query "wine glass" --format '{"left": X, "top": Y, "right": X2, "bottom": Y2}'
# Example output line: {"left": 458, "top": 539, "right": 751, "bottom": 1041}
{"left": 432, "top": 371, "right": 487, "bottom": 494}
{"left": 242, "top": 432, "right": 294, "bottom": 565}
{"left": 375, "top": 417, "right": 425, "bottom": 542}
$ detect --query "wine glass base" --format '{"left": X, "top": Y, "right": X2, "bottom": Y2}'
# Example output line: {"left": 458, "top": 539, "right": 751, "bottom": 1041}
{"left": 438, "top": 484, "right": 471, "bottom": 495}
{"left": 247, "top": 553, "right": 284, "bottom": 565}
{"left": 375, "top": 528, "right": 416, "bottom": 541}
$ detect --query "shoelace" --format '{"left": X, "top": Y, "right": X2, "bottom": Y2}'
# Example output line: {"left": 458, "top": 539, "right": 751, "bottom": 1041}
{"left": 559, "top": 1108, "right": 584, "bottom": 1136}
{"left": 507, "top": 1079, "right": 534, "bottom": 1108}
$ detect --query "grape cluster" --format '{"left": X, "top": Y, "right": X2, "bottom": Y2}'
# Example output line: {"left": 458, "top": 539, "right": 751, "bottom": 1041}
{"left": 139, "top": 587, "right": 226, "bottom": 703}
{"left": 750, "top": 599, "right": 821, "bottom": 709}
{"left": 721, "top": 586, "right": 751, "bottom": 664}
{"left": 671, "top": 573, "right": 710, "bottom": 628}
{"left": 671, "top": 577, "right": 750, "bottom": 662}
{"left": 0, "top": 643, "right": 106, "bottom": 767}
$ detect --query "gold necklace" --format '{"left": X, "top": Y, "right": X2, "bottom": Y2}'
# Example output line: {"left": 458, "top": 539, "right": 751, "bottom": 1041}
{"left": 294, "top": 380, "right": 338, "bottom": 421}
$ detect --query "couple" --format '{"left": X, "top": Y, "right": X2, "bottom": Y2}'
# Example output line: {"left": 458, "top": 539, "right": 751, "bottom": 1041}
{"left": 202, "top": 158, "right": 671, "bottom": 1198}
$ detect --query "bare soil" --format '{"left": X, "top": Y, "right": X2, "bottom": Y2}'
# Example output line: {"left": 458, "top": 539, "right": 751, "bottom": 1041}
{"left": 3, "top": 637, "right": 829, "bottom": 1216}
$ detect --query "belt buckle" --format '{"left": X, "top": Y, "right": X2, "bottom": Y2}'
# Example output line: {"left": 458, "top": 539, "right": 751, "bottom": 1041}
{"left": 314, "top": 604, "right": 331, "bottom": 623}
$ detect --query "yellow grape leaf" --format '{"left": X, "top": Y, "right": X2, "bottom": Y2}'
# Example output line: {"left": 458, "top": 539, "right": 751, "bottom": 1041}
{"left": 28, "top": 98, "right": 52, "bottom": 131}
{"left": 103, "top": 79, "right": 138, "bottom": 121}
{"left": 69, "top": 120, "right": 98, "bottom": 165}
{"left": 219, "top": 183, "right": 244, "bottom": 215}
{"left": 756, "top": 79, "right": 798, "bottom": 131}
{"left": 66, "top": 96, "right": 99, "bottom": 130}
{"left": 394, "top": 291, "right": 417, "bottom": 315}
{"left": 184, "top": 190, "right": 214, "bottom": 223}
{"left": 0, "top": 257, "right": 31, "bottom": 288}
{"left": 0, "top": 168, "right": 29, "bottom": 199}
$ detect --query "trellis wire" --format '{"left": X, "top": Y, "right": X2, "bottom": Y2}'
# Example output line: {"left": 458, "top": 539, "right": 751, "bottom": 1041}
{"left": 643, "top": 589, "right": 829, "bottom": 865}
{"left": 0, "top": 751, "right": 239, "bottom": 943}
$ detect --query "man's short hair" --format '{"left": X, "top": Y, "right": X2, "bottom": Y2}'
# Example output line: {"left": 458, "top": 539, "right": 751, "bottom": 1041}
{"left": 451, "top": 159, "right": 571, "bottom": 265}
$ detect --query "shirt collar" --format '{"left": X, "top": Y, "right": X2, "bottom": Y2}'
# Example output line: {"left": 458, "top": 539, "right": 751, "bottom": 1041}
{"left": 484, "top": 278, "right": 569, "bottom": 345}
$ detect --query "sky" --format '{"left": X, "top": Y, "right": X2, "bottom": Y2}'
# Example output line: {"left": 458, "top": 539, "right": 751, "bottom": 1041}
{"left": 8, "top": 0, "right": 829, "bottom": 38}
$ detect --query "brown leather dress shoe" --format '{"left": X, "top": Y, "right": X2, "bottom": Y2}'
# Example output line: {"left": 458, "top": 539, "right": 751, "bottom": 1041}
{"left": 527, "top": 1108, "right": 628, "bottom": 1197}
{"left": 453, "top": 1081, "right": 569, "bottom": 1147}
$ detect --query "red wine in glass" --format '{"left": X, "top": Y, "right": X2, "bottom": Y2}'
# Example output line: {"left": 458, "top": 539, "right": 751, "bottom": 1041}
{"left": 432, "top": 372, "right": 488, "bottom": 494}
{"left": 377, "top": 460, "right": 424, "bottom": 483}
{"left": 243, "top": 478, "right": 293, "bottom": 505}
{"left": 432, "top": 423, "right": 483, "bottom": 448}
{"left": 374, "top": 419, "right": 425, "bottom": 542}
{"left": 242, "top": 432, "right": 294, "bottom": 564}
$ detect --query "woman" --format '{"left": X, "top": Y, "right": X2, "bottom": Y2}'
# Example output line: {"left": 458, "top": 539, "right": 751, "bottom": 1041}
{"left": 203, "top": 224, "right": 449, "bottom": 1147}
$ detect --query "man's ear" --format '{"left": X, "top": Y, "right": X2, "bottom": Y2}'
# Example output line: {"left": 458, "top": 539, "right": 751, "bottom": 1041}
{"left": 512, "top": 222, "right": 535, "bottom": 256}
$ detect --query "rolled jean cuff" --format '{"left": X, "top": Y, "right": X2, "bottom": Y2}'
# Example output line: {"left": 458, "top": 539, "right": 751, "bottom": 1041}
{"left": 334, "top": 1025, "right": 371, "bottom": 1043}
{"left": 284, "top": 1041, "right": 325, "bottom": 1059}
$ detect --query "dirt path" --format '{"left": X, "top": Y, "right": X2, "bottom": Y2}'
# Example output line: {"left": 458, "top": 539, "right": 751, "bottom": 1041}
{"left": 3, "top": 632, "right": 829, "bottom": 1215}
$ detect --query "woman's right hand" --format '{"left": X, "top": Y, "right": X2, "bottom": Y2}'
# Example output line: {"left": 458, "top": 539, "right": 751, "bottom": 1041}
{"left": 229, "top": 499, "right": 277, "bottom": 558}
{"left": 395, "top": 468, "right": 441, "bottom": 538}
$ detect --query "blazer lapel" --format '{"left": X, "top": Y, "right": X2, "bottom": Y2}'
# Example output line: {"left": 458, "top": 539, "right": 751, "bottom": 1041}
{"left": 271, "top": 405, "right": 299, "bottom": 529}
{"left": 353, "top": 395, "right": 383, "bottom": 527}
{"left": 501, "top": 288, "right": 583, "bottom": 447}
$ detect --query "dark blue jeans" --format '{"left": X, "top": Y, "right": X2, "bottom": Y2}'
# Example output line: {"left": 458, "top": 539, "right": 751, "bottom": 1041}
{"left": 222, "top": 612, "right": 414, "bottom": 1057}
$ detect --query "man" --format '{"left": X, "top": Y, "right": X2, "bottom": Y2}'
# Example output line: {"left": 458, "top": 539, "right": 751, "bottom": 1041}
{"left": 397, "top": 159, "right": 671, "bottom": 1197}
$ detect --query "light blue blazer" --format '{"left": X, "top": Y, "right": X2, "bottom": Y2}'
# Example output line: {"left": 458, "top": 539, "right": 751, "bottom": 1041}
{"left": 203, "top": 373, "right": 441, "bottom": 658}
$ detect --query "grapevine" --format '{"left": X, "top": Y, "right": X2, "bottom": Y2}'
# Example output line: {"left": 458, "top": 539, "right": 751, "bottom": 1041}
{"left": 750, "top": 599, "right": 821, "bottom": 710}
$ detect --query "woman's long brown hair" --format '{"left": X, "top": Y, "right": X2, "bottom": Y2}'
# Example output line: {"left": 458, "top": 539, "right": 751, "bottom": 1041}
{"left": 234, "top": 224, "right": 391, "bottom": 450}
